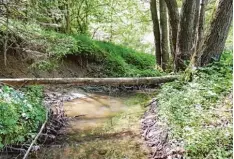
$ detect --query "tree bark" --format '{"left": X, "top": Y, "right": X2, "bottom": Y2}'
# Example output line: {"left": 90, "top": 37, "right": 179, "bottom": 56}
{"left": 200, "top": 0, "right": 233, "bottom": 66}
{"left": 164, "top": 0, "right": 179, "bottom": 59}
{"left": 0, "top": 76, "right": 179, "bottom": 86}
{"left": 175, "top": 0, "right": 199, "bottom": 71}
{"left": 159, "top": 0, "right": 169, "bottom": 70}
{"left": 189, "top": 0, "right": 208, "bottom": 68}
{"left": 193, "top": 0, "right": 201, "bottom": 48}
{"left": 150, "top": 0, "right": 162, "bottom": 66}
{"left": 65, "top": 1, "right": 71, "bottom": 34}
{"left": 197, "top": 0, "right": 208, "bottom": 49}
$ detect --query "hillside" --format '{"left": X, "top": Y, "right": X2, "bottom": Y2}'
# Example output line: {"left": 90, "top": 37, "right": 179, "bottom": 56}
{"left": 0, "top": 20, "right": 161, "bottom": 78}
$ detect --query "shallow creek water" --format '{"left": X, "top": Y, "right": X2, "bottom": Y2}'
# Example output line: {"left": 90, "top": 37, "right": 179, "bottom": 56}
{"left": 64, "top": 94, "right": 127, "bottom": 132}
{"left": 32, "top": 90, "right": 152, "bottom": 159}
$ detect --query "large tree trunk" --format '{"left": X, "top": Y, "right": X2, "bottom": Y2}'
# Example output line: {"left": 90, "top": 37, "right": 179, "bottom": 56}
{"left": 200, "top": 0, "right": 233, "bottom": 66}
{"left": 164, "top": 0, "right": 179, "bottom": 59}
{"left": 150, "top": 0, "right": 162, "bottom": 66}
{"left": 0, "top": 76, "right": 179, "bottom": 86}
{"left": 175, "top": 0, "right": 200, "bottom": 71}
{"left": 159, "top": 0, "right": 169, "bottom": 70}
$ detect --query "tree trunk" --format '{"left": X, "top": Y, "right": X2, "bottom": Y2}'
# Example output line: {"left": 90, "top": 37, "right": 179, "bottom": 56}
{"left": 159, "top": 0, "right": 169, "bottom": 70}
{"left": 193, "top": 0, "right": 201, "bottom": 49}
{"left": 164, "top": 0, "right": 179, "bottom": 59}
{"left": 150, "top": 0, "right": 162, "bottom": 66}
{"left": 169, "top": 26, "right": 174, "bottom": 60}
{"left": 189, "top": 0, "right": 208, "bottom": 68}
{"left": 3, "top": 2, "right": 9, "bottom": 66}
{"left": 175, "top": 0, "right": 199, "bottom": 71}
{"left": 197, "top": 0, "right": 208, "bottom": 49}
{"left": 200, "top": 0, "right": 233, "bottom": 66}
{"left": 65, "top": 1, "right": 71, "bottom": 34}
{"left": 0, "top": 76, "right": 179, "bottom": 86}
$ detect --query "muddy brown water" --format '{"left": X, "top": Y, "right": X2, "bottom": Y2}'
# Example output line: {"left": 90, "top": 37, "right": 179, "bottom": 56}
{"left": 64, "top": 94, "right": 128, "bottom": 132}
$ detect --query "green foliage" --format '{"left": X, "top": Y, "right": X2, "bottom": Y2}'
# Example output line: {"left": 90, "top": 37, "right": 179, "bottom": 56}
{"left": 0, "top": 85, "right": 46, "bottom": 148}
{"left": 157, "top": 52, "right": 233, "bottom": 158}
{"left": 91, "top": 40, "right": 161, "bottom": 77}
{"left": 89, "top": 0, "right": 152, "bottom": 53}
{"left": 3, "top": 20, "right": 161, "bottom": 77}
{"left": 95, "top": 41, "right": 155, "bottom": 69}
{"left": 31, "top": 60, "right": 59, "bottom": 72}
{"left": 22, "top": 0, "right": 152, "bottom": 53}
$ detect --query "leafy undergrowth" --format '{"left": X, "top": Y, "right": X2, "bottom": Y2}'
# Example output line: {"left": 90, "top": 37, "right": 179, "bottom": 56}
{"left": 157, "top": 51, "right": 233, "bottom": 158}
{"left": 1, "top": 20, "right": 161, "bottom": 77}
{"left": 0, "top": 86, "right": 46, "bottom": 148}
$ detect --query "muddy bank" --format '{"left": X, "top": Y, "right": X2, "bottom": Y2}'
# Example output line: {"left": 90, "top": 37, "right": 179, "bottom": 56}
{"left": 0, "top": 53, "right": 97, "bottom": 78}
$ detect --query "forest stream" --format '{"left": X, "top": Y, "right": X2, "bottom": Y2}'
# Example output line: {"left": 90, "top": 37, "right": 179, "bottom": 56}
{"left": 30, "top": 86, "right": 153, "bottom": 159}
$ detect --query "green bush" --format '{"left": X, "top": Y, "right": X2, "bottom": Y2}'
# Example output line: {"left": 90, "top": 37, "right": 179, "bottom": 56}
{"left": 0, "top": 86, "right": 46, "bottom": 148}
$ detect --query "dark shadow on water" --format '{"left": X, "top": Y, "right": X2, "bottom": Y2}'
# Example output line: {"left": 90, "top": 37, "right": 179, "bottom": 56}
{"left": 56, "top": 130, "right": 136, "bottom": 145}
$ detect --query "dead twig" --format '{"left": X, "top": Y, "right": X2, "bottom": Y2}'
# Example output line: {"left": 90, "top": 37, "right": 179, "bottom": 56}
{"left": 22, "top": 110, "right": 48, "bottom": 159}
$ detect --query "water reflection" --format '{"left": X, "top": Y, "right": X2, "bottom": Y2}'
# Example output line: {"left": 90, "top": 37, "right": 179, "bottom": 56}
{"left": 63, "top": 94, "right": 127, "bottom": 131}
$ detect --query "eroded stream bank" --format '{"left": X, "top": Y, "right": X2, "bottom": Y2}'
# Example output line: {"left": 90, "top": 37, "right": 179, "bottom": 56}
{"left": 31, "top": 85, "right": 157, "bottom": 159}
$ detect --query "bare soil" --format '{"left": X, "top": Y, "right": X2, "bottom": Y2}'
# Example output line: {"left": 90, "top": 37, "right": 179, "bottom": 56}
{"left": 0, "top": 52, "right": 96, "bottom": 78}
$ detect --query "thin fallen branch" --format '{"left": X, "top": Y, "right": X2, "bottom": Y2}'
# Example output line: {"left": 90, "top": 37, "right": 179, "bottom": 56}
{"left": 22, "top": 110, "right": 48, "bottom": 159}
{"left": 0, "top": 76, "right": 179, "bottom": 86}
{"left": 5, "top": 146, "right": 27, "bottom": 153}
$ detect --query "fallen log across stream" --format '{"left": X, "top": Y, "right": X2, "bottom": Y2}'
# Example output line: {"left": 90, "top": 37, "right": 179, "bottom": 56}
{"left": 0, "top": 76, "right": 179, "bottom": 86}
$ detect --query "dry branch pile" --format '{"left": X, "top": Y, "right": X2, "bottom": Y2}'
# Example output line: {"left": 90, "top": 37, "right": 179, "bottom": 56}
{"left": 141, "top": 99, "right": 185, "bottom": 159}
{"left": 40, "top": 96, "right": 66, "bottom": 144}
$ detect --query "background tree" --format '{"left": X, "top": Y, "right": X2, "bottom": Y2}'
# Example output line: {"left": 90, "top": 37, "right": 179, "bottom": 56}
{"left": 174, "top": 0, "right": 199, "bottom": 70}
{"left": 150, "top": 0, "right": 161, "bottom": 66}
{"left": 160, "top": 0, "right": 169, "bottom": 70}
{"left": 164, "top": 0, "right": 179, "bottom": 59}
{"left": 154, "top": 0, "right": 233, "bottom": 71}
{"left": 196, "top": 0, "right": 208, "bottom": 50}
